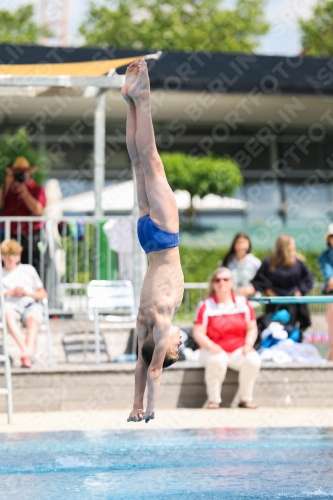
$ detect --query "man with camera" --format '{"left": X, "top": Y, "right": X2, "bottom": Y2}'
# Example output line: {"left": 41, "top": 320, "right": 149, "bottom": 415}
{"left": 0, "top": 156, "right": 47, "bottom": 276}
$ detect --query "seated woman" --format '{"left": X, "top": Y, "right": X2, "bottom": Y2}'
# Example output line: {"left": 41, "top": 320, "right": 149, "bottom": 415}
{"left": 193, "top": 267, "right": 261, "bottom": 409}
{"left": 251, "top": 234, "right": 314, "bottom": 341}
{"left": 221, "top": 232, "right": 261, "bottom": 298}
{"left": 1, "top": 239, "right": 48, "bottom": 368}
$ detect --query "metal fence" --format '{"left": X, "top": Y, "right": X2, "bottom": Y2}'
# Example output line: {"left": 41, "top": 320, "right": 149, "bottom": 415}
{"left": 1, "top": 216, "right": 137, "bottom": 311}
{"left": 1, "top": 216, "right": 331, "bottom": 358}
{"left": 305, "top": 286, "right": 331, "bottom": 358}
{"left": 176, "top": 283, "right": 331, "bottom": 359}
{"left": 177, "top": 282, "right": 327, "bottom": 322}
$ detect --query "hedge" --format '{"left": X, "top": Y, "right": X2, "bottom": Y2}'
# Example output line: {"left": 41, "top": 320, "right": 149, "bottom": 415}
{"left": 179, "top": 246, "right": 323, "bottom": 283}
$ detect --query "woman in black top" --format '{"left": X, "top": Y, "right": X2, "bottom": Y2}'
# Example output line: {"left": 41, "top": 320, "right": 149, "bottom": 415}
{"left": 251, "top": 234, "right": 314, "bottom": 339}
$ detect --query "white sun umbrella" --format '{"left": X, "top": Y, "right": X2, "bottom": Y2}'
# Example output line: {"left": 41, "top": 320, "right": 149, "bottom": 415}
{"left": 60, "top": 181, "right": 134, "bottom": 213}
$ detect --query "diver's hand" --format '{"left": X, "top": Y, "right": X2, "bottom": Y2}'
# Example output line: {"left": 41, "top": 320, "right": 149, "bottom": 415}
{"left": 143, "top": 411, "right": 155, "bottom": 424}
{"left": 127, "top": 408, "right": 144, "bottom": 422}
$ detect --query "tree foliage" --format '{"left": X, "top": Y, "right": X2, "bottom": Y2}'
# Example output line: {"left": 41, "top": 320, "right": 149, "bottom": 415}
{"left": 0, "top": 5, "right": 46, "bottom": 44}
{"left": 300, "top": 0, "right": 333, "bottom": 56}
{"left": 160, "top": 151, "right": 243, "bottom": 221}
{"left": 0, "top": 128, "right": 49, "bottom": 186}
{"left": 79, "top": 0, "right": 269, "bottom": 52}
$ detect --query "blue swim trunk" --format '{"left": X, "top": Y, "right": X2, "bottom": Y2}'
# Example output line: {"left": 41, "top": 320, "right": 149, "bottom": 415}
{"left": 137, "top": 215, "right": 179, "bottom": 254}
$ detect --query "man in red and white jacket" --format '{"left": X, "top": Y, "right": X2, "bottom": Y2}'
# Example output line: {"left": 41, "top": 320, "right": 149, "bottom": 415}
{"left": 193, "top": 267, "right": 261, "bottom": 409}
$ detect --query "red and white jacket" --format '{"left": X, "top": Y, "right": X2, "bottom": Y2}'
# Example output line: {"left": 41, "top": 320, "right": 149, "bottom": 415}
{"left": 194, "top": 293, "right": 256, "bottom": 353}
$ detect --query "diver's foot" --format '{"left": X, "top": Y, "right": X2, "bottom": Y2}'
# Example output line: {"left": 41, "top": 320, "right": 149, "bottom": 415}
{"left": 127, "top": 58, "right": 150, "bottom": 101}
{"left": 121, "top": 60, "right": 140, "bottom": 102}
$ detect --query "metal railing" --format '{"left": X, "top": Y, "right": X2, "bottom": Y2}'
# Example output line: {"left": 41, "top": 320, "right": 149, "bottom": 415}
{"left": 55, "top": 286, "right": 333, "bottom": 359}
{"left": 1, "top": 216, "right": 136, "bottom": 311}
{"left": 176, "top": 283, "right": 332, "bottom": 359}
{"left": 176, "top": 282, "right": 327, "bottom": 320}
{"left": 1, "top": 216, "right": 331, "bottom": 358}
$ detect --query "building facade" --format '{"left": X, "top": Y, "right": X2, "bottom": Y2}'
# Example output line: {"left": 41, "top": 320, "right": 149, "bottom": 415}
{"left": 1, "top": 45, "right": 333, "bottom": 246}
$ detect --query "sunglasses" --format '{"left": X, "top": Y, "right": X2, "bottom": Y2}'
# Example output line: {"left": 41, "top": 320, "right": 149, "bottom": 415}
{"left": 214, "top": 277, "right": 230, "bottom": 283}
{"left": 2, "top": 252, "right": 19, "bottom": 257}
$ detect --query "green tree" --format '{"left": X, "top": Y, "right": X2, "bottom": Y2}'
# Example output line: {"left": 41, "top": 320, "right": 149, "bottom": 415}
{"left": 80, "top": 0, "right": 269, "bottom": 52}
{"left": 0, "top": 128, "right": 49, "bottom": 186}
{"left": 0, "top": 5, "right": 47, "bottom": 44}
{"left": 160, "top": 152, "right": 243, "bottom": 222}
{"left": 300, "top": 0, "right": 333, "bottom": 56}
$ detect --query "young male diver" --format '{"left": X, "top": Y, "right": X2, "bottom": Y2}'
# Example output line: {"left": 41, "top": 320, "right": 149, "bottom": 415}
{"left": 121, "top": 59, "right": 184, "bottom": 423}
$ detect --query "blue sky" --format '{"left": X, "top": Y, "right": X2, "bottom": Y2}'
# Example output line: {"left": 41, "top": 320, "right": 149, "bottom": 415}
{"left": 1, "top": 0, "right": 319, "bottom": 55}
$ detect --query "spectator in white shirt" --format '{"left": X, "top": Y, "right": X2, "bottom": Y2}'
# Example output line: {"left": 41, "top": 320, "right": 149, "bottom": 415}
{"left": 1, "top": 239, "right": 47, "bottom": 368}
{"left": 221, "top": 232, "right": 261, "bottom": 298}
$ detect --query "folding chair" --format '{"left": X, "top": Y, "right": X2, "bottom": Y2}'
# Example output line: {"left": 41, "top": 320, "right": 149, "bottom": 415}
{"left": 41, "top": 298, "right": 52, "bottom": 366}
{"left": 0, "top": 321, "right": 13, "bottom": 424}
{"left": 86, "top": 280, "right": 137, "bottom": 363}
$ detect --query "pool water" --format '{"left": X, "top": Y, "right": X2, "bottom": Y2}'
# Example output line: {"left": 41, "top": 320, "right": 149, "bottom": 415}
{"left": 0, "top": 427, "right": 333, "bottom": 499}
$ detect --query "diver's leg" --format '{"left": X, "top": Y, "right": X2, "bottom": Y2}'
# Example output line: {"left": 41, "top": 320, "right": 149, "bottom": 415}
{"left": 128, "top": 59, "right": 178, "bottom": 233}
{"left": 122, "top": 65, "right": 149, "bottom": 218}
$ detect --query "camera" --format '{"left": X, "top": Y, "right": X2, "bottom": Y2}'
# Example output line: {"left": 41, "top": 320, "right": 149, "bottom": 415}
{"left": 13, "top": 170, "right": 26, "bottom": 183}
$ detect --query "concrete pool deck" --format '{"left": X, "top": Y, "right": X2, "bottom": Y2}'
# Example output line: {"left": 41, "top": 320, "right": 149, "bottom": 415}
{"left": 0, "top": 407, "right": 332, "bottom": 433}
{"left": 2, "top": 361, "right": 333, "bottom": 412}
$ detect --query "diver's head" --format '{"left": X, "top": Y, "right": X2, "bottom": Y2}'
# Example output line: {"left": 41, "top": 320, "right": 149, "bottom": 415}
{"left": 141, "top": 326, "right": 182, "bottom": 368}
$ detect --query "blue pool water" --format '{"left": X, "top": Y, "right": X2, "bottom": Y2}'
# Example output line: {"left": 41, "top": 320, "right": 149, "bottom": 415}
{"left": 0, "top": 427, "right": 333, "bottom": 499}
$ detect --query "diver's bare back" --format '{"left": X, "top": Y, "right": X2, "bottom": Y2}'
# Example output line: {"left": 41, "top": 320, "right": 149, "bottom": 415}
{"left": 138, "top": 247, "right": 184, "bottom": 329}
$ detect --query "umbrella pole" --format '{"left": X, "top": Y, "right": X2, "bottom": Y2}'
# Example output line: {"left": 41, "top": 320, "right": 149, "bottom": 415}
{"left": 94, "top": 90, "right": 106, "bottom": 217}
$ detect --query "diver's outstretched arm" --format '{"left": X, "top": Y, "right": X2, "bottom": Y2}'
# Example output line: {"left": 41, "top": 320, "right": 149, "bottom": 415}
{"left": 127, "top": 320, "right": 148, "bottom": 423}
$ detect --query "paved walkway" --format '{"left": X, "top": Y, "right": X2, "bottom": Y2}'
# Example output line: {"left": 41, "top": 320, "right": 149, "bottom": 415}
{"left": 0, "top": 407, "right": 332, "bottom": 433}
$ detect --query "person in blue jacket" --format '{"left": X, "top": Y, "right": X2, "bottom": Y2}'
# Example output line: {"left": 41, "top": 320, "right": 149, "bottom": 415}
{"left": 318, "top": 224, "right": 333, "bottom": 360}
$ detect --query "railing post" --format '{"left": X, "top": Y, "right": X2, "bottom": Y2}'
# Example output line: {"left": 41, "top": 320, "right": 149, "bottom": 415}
{"left": 4, "top": 220, "right": 10, "bottom": 240}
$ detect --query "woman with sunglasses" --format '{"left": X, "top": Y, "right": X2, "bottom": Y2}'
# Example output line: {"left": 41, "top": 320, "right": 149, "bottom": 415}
{"left": 193, "top": 267, "right": 260, "bottom": 409}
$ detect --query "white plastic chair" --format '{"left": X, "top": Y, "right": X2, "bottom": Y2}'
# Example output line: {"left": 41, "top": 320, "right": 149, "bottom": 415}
{"left": 41, "top": 298, "right": 52, "bottom": 366}
{"left": 0, "top": 318, "right": 13, "bottom": 424}
{"left": 0, "top": 248, "right": 13, "bottom": 423}
{"left": 86, "top": 280, "right": 137, "bottom": 363}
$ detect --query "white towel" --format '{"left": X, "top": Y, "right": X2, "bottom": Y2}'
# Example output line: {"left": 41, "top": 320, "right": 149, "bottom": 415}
{"left": 261, "top": 322, "right": 288, "bottom": 340}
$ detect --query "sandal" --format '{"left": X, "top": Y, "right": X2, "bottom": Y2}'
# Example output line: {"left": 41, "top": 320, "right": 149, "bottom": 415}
{"left": 238, "top": 401, "right": 258, "bottom": 409}
{"left": 206, "top": 402, "right": 220, "bottom": 409}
